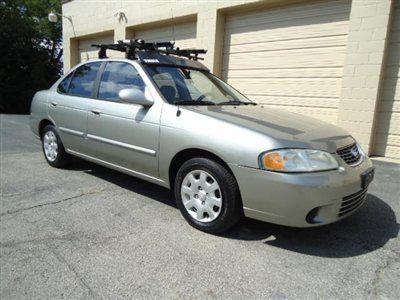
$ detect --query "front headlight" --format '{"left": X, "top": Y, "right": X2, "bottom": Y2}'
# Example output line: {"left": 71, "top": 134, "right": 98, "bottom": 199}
{"left": 259, "top": 149, "right": 339, "bottom": 172}
{"left": 356, "top": 143, "right": 366, "bottom": 156}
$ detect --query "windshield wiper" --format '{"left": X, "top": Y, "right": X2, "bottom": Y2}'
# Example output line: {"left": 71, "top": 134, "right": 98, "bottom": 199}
{"left": 172, "top": 100, "right": 216, "bottom": 106}
{"left": 217, "top": 100, "right": 257, "bottom": 106}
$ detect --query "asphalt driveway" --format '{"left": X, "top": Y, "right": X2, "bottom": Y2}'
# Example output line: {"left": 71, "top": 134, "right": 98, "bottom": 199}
{"left": 1, "top": 114, "right": 399, "bottom": 299}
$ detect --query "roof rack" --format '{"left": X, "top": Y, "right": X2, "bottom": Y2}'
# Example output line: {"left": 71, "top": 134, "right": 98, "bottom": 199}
{"left": 91, "top": 39, "right": 207, "bottom": 61}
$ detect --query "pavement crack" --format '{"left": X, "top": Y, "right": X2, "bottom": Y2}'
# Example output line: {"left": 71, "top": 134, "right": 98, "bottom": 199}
{"left": 0, "top": 189, "right": 106, "bottom": 217}
{"left": 47, "top": 245, "right": 101, "bottom": 300}
{"left": 0, "top": 231, "right": 133, "bottom": 252}
{"left": 371, "top": 252, "right": 400, "bottom": 296}
{"left": 0, "top": 233, "right": 80, "bottom": 248}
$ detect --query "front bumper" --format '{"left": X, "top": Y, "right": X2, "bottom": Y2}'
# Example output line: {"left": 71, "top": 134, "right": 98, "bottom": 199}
{"left": 229, "top": 155, "right": 374, "bottom": 227}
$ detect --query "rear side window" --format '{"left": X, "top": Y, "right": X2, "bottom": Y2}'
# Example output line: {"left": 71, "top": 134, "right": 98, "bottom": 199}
{"left": 57, "top": 72, "right": 73, "bottom": 94}
{"left": 68, "top": 62, "right": 102, "bottom": 97}
{"left": 98, "top": 62, "right": 145, "bottom": 101}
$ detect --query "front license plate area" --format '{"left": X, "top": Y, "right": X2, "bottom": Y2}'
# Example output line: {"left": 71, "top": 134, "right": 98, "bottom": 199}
{"left": 361, "top": 167, "right": 375, "bottom": 189}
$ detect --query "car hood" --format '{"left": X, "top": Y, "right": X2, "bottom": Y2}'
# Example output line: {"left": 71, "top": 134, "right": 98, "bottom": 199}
{"left": 185, "top": 105, "right": 354, "bottom": 153}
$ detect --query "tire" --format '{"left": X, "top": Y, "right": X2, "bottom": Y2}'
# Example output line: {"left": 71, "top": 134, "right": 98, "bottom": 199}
{"left": 174, "top": 157, "right": 243, "bottom": 233}
{"left": 41, "top": 124, "right": 71, "bottom": 168}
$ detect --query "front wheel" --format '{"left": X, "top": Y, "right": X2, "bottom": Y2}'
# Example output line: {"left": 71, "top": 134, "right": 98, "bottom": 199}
{"left": 174, "top": 157, "right": 243, "bottom": 233}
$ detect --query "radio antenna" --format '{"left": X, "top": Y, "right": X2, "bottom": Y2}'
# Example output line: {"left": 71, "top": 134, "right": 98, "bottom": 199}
{"left": 171, "top": 8, "right": 176, "bottom": 44}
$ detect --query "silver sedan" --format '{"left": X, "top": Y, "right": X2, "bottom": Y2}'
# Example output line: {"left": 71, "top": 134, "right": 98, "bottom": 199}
{"left": 30, "top": 56, "right": 374, "bottom": 233}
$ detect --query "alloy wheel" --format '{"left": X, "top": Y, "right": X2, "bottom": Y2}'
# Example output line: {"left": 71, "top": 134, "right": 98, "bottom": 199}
{"left": 43, "top": 131, "right": 58, "bottom": 162}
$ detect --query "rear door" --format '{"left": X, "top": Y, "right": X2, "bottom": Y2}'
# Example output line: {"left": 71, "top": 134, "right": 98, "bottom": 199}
{"left": 86, "top": 61, "right": 162, "bottom": 178}
{"left": 48, "top": 61, "right": 102, "bottom": 153}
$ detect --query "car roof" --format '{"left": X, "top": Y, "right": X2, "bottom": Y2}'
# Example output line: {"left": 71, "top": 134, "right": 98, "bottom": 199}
{"left": 51, "top": 54, "right": 210, "bottom": 91}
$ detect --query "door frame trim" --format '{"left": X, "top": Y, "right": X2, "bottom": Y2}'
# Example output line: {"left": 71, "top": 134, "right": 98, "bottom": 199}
{"left": 86, "top": 134, "right": 157, "bottom": 156}
{"left": 59, "top": 126, "right": 85, "bottom": 137}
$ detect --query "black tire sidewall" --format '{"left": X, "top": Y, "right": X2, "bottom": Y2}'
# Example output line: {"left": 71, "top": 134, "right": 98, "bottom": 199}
{"left": 174, "top": 158, "right": 242, "bottom": 233}
{"left": 41, "top": 125, "right": 68, "bottom": 168}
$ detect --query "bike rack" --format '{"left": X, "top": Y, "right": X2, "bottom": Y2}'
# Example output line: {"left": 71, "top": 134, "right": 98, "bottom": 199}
{"left": 91, "top": 39, "right": 207, "bottom": 61}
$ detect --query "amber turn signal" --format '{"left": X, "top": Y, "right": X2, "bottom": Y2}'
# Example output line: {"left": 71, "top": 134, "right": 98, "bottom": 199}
{"left": 262, "top": 152, "right": 285, "bottom": 170}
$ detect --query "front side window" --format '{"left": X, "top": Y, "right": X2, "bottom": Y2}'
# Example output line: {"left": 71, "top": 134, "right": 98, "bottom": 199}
{"left": 69, "top": 62, "right": 102, "bottom": 97}
{"left": 98, "top": 62, "right": 145, "bottom": 101}
{"left": 144, "top": 65, "right": 253, "bottom": 106}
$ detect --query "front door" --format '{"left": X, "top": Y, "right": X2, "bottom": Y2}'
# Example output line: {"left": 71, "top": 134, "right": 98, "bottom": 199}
{"left": 86, "top": 61, "right": 161, "bottom": 178}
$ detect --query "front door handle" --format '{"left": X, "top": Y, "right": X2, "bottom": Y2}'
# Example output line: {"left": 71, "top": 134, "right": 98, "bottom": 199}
{"left": 91, "top": 109, "right": 101, "bottom": 115}
{"left": 50, "top": 101, "right": 58, "bottom": 107}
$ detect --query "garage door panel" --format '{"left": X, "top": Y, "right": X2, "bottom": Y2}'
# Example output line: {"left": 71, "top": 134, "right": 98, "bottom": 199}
{"left": 374, "top": 146, "right": 400, "bottom": 158}
{"left": 380, "top": 82, "right": 400, "bottom": 103}
{"left": 165, "top": 39, "right": 195, "bottom": 50}
{"left": 379, "top": 99, "right": 400, "bottom": 113}
{"left": 391, "top": 5, "right": 400, "bottom": 30}
{"left": 229, "top": 78, "right": 342, "bottom": 98}
{"left": 390, "top": 31, "right": 400, "bottom": 43}
{"left": 224, "top": 35, "right": 348, "bottom": 55}
{"left": 225, "top": 0, "right": 350, "bottom": 30}
{"left": 266, "top": 105, "right": 338, "bottom": 124}
{"left": 223, "top": 0, "right": 350, "bottom": 124}
{"left": 374, "top": 134, "right": 400, "bottom": 146}
{"left": 78, "top": 34, "right": 118, "bottom": 63}
{"left": 223, "top": 67, "right": 343, "bottom": 80}
{"left": 135, "top": 21, "right": 196, "bottom": 49}
{"left": 136, "top": 32, "right": 195, "bottom": 45}
{"left": 377, "top": 146, "right": 400, "bottom": 158}
{"left": 386, "top": 43, "right": 400, "bottom": 66}
{"left": 224, "top": 47, "right": 347, "bottom": 70}
{"left": 376, "top": 113, "right": 400, "bottom": 134}
{"left": 385, "top": 66, "right": 400, "bottom": 78}
{"left": 225, "top": 22, "right": 349, "bottom": 47}
{"left": 136, "top": 24, "right": 195, "bottom": 41}
{"left": 381, "top": 83, "right": 400, "bottom": 101}
{"left": 248, "top": 95, "right": 339, "bottom": 109}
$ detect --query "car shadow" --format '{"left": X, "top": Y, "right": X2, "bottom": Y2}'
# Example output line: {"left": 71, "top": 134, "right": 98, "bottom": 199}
{"left": 223, "top": 194, "right": 399, "bottom": 257}
{"left": 67, "top": 158, "right": 399, "bottom": 258}
{"left": 66, "top": 158, "right": 177, "bottom": 209}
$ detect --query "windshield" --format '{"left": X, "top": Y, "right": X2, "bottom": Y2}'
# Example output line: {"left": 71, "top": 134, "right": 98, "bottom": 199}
{"left": 144, "top": 65, "right": 255, "bottom": 105}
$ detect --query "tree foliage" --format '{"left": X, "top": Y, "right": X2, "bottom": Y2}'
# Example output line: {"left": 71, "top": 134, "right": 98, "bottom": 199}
{"left": 0, "top": 0, "right": 62, "bottom": 113}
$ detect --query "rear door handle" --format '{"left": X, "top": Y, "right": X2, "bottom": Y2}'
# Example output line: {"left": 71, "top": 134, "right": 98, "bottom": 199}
{"left": 50, "top": 101, "right": 58, "bottom": 107}
{"left": 91, "top": 109, "right": 101, "bottom": 115}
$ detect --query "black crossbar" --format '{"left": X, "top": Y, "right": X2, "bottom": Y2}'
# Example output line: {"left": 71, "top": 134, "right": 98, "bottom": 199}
{"left": 91, "top": 39, "right": 206, "bottom": 60}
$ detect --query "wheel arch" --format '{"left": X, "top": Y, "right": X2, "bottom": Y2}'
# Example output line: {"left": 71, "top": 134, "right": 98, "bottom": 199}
{"left": 38, "top": 119, "right": 54, "bottom": 139}
{"left": 168, "top": 148, "right": 236, "bottom": 189}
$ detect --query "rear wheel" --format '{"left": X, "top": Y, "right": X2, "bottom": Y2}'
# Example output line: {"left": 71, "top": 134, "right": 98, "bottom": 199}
{"left": 41, "top": 125, "right": 71, "bottom": 168}
{"left": 174, "top": 157, "right": 243, "bottom": 233}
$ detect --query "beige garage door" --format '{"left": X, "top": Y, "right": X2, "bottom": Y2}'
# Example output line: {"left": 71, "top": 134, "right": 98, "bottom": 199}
{"left": 373, "top": 3, "right": 400, "bottom": 160}
{"left": 134, "top": 20, "right": 197, "bottom": 49}
{"left": 78, "top": 32, "right": 122, "bottom": 63}
{"left": 223, "top": 0, "right": 351, "bottom": 124}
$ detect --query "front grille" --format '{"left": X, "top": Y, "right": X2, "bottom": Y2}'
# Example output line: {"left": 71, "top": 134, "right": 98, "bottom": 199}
{"left": 337, "top": 143, "right": 362, "bottom": 165}
{"left": 338, "top": 188, "right": 368, "bottom": 217}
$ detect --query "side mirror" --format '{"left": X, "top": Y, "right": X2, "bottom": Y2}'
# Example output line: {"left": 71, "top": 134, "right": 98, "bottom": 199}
{"left": 118, "top": 88, "right": 154, "bottom": 107}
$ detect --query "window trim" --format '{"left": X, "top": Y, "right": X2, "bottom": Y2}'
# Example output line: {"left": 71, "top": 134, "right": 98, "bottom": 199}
{"left": 94, "top": 61, "right": 146, "bottom": 103}
{"left": 93, "top": 61, "right": 106, "bottom": 99}
{"left": 56, "top": 61, "right": 104, "bottom": 99}
{"left": 57, "top": 71, "right": 74, "bottom": 95}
